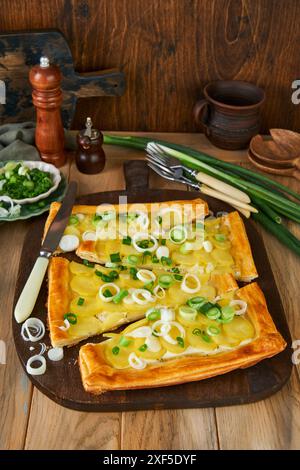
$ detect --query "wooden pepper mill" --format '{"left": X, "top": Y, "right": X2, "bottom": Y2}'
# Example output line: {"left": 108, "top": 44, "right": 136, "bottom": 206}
{"left": 75, "top": 117, "right": 106, "bottom": 174}
{"left": 29, "top": 56, "right": 66, "bottom": 167}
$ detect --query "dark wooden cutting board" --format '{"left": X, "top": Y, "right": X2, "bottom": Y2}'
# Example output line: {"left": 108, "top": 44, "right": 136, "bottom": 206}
{"left": 12, "top": 161, "right": 292, "bottom": 411}
{"left": 0, "top": 30, "right": 125, "bottom": 128}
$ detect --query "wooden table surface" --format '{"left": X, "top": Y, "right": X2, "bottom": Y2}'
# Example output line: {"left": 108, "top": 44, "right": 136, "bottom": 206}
{"left": 1, "top": 133, "right": 300, "bottom": 450}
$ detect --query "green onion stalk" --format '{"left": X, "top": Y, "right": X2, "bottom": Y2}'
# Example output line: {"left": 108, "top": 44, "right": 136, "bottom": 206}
{"left": 103, "top": 134, "right": 300, "bottom": 257}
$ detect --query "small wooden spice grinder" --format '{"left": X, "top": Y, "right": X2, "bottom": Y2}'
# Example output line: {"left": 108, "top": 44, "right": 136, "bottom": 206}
{"left": 75, "top": 118, "right": 106, "bottom": 174}
{"left": 29, "top": 56, "right": 66, "bottom": 167}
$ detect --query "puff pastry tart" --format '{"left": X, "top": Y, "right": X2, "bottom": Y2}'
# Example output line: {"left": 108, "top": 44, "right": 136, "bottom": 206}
{"left": 79, "top": 283, "right": 286, "bottom": 395}
{"left": 48, "top": 257, "right": 238, "bottom": 348}
{"left": 44, "top": 200, "right": 257, "bottom": 281}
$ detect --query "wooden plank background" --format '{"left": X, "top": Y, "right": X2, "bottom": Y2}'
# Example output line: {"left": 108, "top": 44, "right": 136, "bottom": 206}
{"left": 0, "top": 0, "right": 299, "bottom": 132}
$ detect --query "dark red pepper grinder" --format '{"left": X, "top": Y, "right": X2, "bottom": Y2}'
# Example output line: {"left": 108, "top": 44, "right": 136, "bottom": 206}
{"left": 75, "top": 117, "right": 106, "bottom": 174}
{"left": 29, "top": 56, "right": 66, "bottom": 168}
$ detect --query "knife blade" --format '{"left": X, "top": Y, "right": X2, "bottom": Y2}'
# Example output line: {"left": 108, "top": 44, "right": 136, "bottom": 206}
{"left": 14, "top": 181, "right": 78, "bottom": 323}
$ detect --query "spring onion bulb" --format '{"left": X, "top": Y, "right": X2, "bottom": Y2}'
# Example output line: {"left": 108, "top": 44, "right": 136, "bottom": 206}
{"left": 132, "top": 232, "right": 158, "bottom": 253}
{"left": 132, "top": 289, "right": 155, "bottom": 305}
{"left": 82, "top": 231, "right": 97, "bottom": 241}
{"left": 59, "top": 234, "right": 79, "bottom": 252}
{"left": 161, "top": 321, "right": 185, "bottom": 345}
{"left": 128, "top": 352, "right": 147, "bottom": 370}
{"left": 152, "top": 320, "right": 171, "bottom": 336}
{"left": 99, "top": 283, "right": 120, "bottom": 302}
{"left": 160, "top": 308, "right": 175, "bottom": 322}
{"left": 135, "top": 211, "right": 149, "bottom": 230}
{"left": 137, "top": 269, "right": 156, "bottom": 283}
{"left": 229, "top": 299, "right": 247, "bottom": 315}
{"left": 21, "top": 318, "right": 45, "bottom": 342}
{"left": 26, "top": 355, "right": 46, "bottom": 376}
{"left": 58, "top": 319, "right": 71, "bottom": 331}
{"left": 156, "top": 246, "right": 170, "bottom": 259}
{"left": 181, "top": 273, "right": 201, "bottom": 293}
{"left": 48, "top": 347, "right": 64, "bottom": 361}
{"left": 153, "top": 285, "right": 166, "bottom": 299}
{"left": 169, "top": 225, "right": 188, "bottom": 244}
{"left": 127, "top": 326, "right": 152, "bottom": 338}
{"left": 203, "top": 240, "right": 213, "bottom": 253}
{"left": 179, "top": 306, "right": 198, "bottom": 321}
{"left": 145, "top": 335, "right": 161, "bottom": 352}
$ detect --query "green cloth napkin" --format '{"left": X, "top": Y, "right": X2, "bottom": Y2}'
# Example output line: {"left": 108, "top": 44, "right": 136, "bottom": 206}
{"left": 0, "top": 122, "right": 77, "bottom": 162}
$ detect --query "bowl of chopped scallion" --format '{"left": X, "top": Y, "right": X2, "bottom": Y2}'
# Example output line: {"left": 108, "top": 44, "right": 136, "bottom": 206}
{"left": 0, "top": 161, "right": 61, "bottom": 204}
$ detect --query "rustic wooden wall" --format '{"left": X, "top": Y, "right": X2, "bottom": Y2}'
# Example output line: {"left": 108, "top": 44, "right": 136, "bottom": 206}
{"left": 0, "top": 0, "right": 299, "bottom": 132}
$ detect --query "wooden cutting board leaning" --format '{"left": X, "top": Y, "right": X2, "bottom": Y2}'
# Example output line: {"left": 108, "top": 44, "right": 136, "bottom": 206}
{"left": 0, "top": 30, "right": 125, "bottom": 128}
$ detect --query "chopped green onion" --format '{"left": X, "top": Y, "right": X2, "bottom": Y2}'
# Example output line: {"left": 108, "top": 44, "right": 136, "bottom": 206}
{"left": 169, "top": 226, "right": 186, "bottom": 243}
{"left": 176, "top": 337, "right": 185, "bottom": 348}
{"left": 103, "top": 288, "right": 113, "bottom": 298}
{"left": 63, "top": 313, "right": 77, "bottom": 325}
{"left": 158, "top": 274, "right": 174, "bottom": 288}
{"left": 143, "top": 281, "right": 154, "bottom": 293}
{"left": 161, "top": 256, "right": 172, "bottom": 266}
{"left": 118, "top": 336, "right": 132, "bottom": 347}
{"left": 171, "top": 267, "right": 180, "bottom": 273}
{"left": 174, "top": 274, "right": 183, "bottom": 281}
{"left": 137, "top": 239, "right": 150, "bottom": 249}
{"left": 102, "top": 210, "right": 115, "bottom": 221}
{"left": 201, "top": 332, "right": 212, "bottom": 343}
{"left": 112, "top": 289, "right": 129, "bottom": 304}
{"left": 122, "top": 236, "right": 132, "bottom": 245}
{"left": 69, "top": 215, "right": 79, "bottom": 226}
{"left": 109, "top": 270, "right": 119, "bottom": 280}
{"left": 192, "top": 328, "right": 202, "bottom": 336}
{"left": 147, "top": 310, "right": 161, "bottom": 321}
{"left": 92, "top": 214, "right": 102, "bottom": 226}
{"left": 206, "top": 307, "right": 221, "bottom": 320}
{"left": 221, "top": 305, "right": 235, "bottom": 320}
{"left": 77, "top": 297, "right": 85, "bottom": 306}
{"left": 127, "top": 254, "right": 139, "bottom": 265}
{"left": 207, "top": 326, "right": 220, "bottom": 336}
{"left": 112, "top": 346, "right": 120, "bottom": 355}
{"left": 179, "top": 305, "right": 197, "bottom": 321}
{"left": 83, "top": 259, "right": 94, "bottom": 268}
{"left": 215, "top": 233, "right": 227, "bottom": 242}
{"left": 151, "top": 254, "right": 159, "bottom": 263}
{"left": 138, "top": 344, "right": 148, "bottom": 352}
{"left": 129, "top": 267, "right": 138, "bottom": 279}
{"left": 161, "top": 239, "right": 166, "bottom": 246}
{"left": 110, "top": 252, "right": 121, "bottom": 263}
{"left": 199, "top": 302, "right": 217, "bottom": 314}
{"left": 157, "top": 215, "right": 162, "bottom": 225}
{"left": 187, "top": 296, "right": 206, "bottom": 310}
{"left": 142, "top": 250, "right": 152, "bottom": 263}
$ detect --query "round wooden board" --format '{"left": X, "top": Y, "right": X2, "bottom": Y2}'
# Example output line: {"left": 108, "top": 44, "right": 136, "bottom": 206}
{"left": 12, "top": 163, "right": 292, "bottom": 411}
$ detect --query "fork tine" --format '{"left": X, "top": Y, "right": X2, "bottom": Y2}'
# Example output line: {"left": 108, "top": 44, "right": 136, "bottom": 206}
{"left": 147, "top": 162, "right": 177, "bottom": 182}
{"left": 146, "top": 148, "right": 170, "bottom": 166}
{"left": 146, "top": 150, "right": 168, "bottom": 167}
{"left": 147, "top": 142, "right": 182, "bottom": 167}
{"left": 146, "top": 155, "right": 175, "bottom": 175}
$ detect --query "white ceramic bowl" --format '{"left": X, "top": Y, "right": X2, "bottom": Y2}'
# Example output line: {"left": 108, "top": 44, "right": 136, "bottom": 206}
{"left": 5, "top": 161, "right": 61, "bottom": 205}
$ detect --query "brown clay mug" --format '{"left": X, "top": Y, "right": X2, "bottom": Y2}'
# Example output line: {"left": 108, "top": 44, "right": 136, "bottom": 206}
{"left": 193, "top": 80, "right": 265, "bottom": 150}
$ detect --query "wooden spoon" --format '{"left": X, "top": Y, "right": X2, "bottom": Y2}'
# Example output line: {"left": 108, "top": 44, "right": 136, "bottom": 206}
{"left": 270, "top": 129, "right": 300, "bottom": 159}
{"left": 250, "top": 136, "right": 300, "bottom": 168}
{"left": 248, "top": 149, "right": 300, "bottom": 181}
{"left": 250, "top": 134, "right": 293, "bottom": 161}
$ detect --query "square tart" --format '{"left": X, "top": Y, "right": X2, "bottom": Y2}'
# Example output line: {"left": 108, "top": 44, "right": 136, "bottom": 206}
{"left": 47, "top": 257, "right": 238, "bottom": 348}
{"left": 78, "top": 282, "right": 286, "bottom": 395}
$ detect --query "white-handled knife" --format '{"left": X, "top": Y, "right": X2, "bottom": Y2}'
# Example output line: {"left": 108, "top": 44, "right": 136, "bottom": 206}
{"left": 14, "top": 181, "right": 78, "bottom": 323}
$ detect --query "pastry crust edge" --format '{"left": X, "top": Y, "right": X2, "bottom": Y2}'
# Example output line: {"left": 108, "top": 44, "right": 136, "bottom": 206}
{"left": 78, "top": 282, "right": 286, "bottom": 395}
